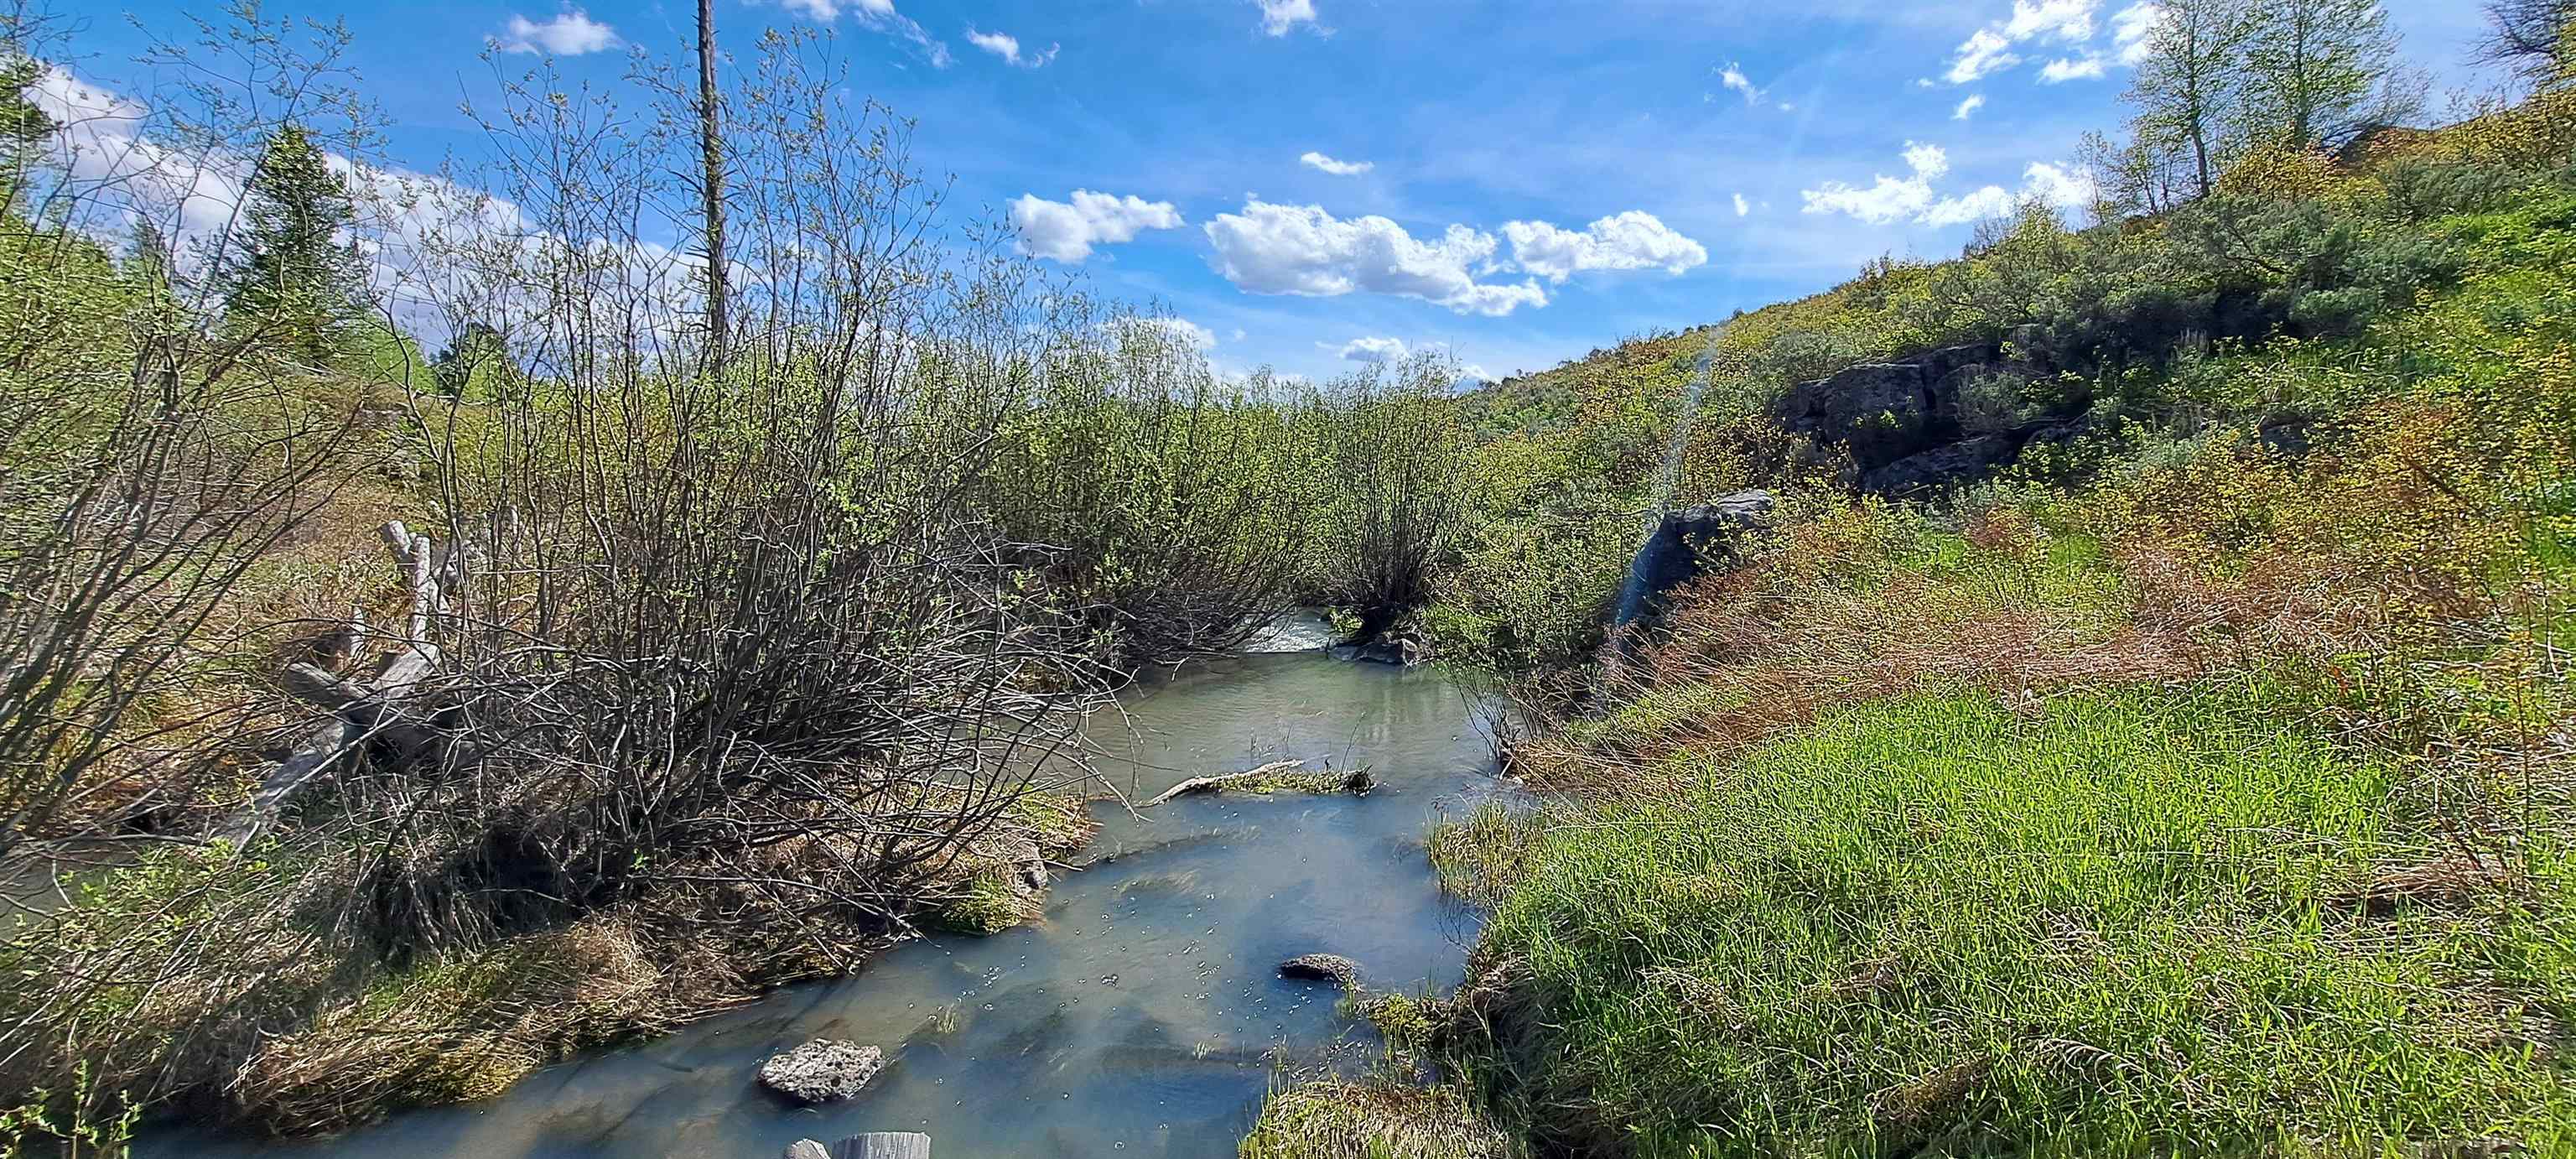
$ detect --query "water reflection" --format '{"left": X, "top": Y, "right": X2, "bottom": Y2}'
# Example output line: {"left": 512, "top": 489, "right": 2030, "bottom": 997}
{"left": 144, "top": 652, "right": 1499, "bottom": 1159}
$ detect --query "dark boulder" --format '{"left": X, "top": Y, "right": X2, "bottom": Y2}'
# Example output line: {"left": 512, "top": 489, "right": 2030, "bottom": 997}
{"left": 2258, "top": 416, "right": 2314, "bottom": 458}
{"left": 1860, "top": 434, "right": 2021, "bottom": 496}
{"left": 1776, "top": 362, "right": 1955, "bottom": 473}
{"left": 1332, "top": 625, "right": 1427, "bottom": 667}
{"left": 1613, "top": 491, "right": 1774, "bottom": 627}
{"left": 1278, "top": 953, "right": 1362, "bottom": 988}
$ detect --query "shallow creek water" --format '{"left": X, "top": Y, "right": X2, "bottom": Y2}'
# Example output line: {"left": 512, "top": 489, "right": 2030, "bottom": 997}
{"left": 149, "top": 627, "right": 1500, "bottom": 1158}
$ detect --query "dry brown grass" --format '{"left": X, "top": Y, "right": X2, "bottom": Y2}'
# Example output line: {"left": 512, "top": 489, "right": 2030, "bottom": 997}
{"left": 1516, "top": 514, "right": 2208, "bottom": 798}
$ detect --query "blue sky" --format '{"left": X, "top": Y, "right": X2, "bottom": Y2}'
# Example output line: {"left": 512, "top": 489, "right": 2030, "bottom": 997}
{"left": 53, "top": 0, "right": 2497, "bottom": 382}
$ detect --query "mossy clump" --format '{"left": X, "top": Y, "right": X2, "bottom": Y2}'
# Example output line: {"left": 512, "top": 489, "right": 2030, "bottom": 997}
{"left": 1243, "top": 767, "right": 1379, "bottom": 796}
{"left": 1239, "top": 1079, "right": 1521, "bottom": 1159}
{"left": 928, "top": 871, "right": 1034, "bottom": 936}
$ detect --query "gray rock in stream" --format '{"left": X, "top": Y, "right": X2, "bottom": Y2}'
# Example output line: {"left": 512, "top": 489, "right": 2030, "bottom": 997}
{"left": 759, "top": 1039, "right": 886, "bottom": 1103}
{"left": 1277, "top": 953, "right": 1363, "bottom": 988}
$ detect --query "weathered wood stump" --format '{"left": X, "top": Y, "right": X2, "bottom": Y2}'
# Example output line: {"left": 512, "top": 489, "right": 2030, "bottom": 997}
{"left": 783, "top": 1134, "right": 930, "bottom": 1159}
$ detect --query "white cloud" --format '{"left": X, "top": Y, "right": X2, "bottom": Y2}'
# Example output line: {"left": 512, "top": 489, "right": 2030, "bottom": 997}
{"left": 1718, "top": 61, "right": 1763, "bottom": 105}
{"left": 1123, "top": 315, "right": 1216, "bottom": 351}
{"left": 1945, "top": 0, "right": 2114, "bottom": 84}
{"left": 1801, "top": 143, "right": 1946, "bottom": 225}
{"left": 1954, "top": 94, "right": 1986, "bottom": 120}
{"left": 496, "top": 10, "right": 619, "bottom": 55}
{"left": 1337, "top": 335, "right": 1408, "bottom": 363}
{"left": 1920, "top": 186, "right": 2018, "bottom": 227}
{"left": 1804, "top": 145, "right": 2094, "bottom": 227}
{"left": 2111, "top": 2, "right": 2163, "bottom": 65}
{"left": 1456, "top": 363, "right": 1495, "bottom": 384}
{"left": 2039, "top": 55, "right": 2107, "bottom": 82}
{"left": 966, "top": 28, "right": 1057, "bottom": 67}
{"left": 1300, "top": 151, "right": 1373, "bottom": 176}
{"left": 1732, "top": 192, "right": 1751, "bottom": 216}
{"left": 1254, "top": 0, "right": 1319, "bottom": 36}
{"left": 775, "top": 0, "right": 951, "bottom": 67}
{"left": 17, "top": 64, "right": 668, "bottom": 349}
{"left": 2020, "top": 160, "right": 2097, "bottom": 208}
{"left": 1945, "top": 29, "right": 2022, "bottom": 84}
{"left": 1202, "top": 198, "right": 1547, "bottom": 316}
{"left": 1009, "top": 190, "right": 1184, "bottom": 262}
{"left": 1500, "top": 211, "right": 1707, "bottom": 283}
{"left": 2002, "top": 0, "right": 2096, "bottom": 43}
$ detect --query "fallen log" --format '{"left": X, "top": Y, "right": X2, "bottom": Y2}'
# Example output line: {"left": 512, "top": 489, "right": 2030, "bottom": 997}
{"left": 216, "top": 520, "right": 458, "bottom": 849}
{"left": 1140, "top": 760, "right": 1375, "bottom": 807}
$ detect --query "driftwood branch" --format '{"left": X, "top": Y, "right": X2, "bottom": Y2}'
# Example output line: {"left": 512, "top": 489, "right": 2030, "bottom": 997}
{"left": 1140, "top": 760, "right": 1308, "bottom": 808}
{"left": 218, "top": 521, "right": 458, "bottom": 847}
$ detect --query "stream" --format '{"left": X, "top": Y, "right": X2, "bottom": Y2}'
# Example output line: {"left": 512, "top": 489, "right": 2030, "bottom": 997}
{"left": 146, "top": 617, "right": 1502, "bottom": 1158}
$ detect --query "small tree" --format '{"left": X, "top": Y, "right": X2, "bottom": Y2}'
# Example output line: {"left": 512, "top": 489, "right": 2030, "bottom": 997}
{"left": 2122, "top": 0, "right": 2254, "bottom": 202}
{"left": 2238, "top": 0, "right": 2418, "bottom": 150}
{"left": 430, "top": 320, "right": 511, "bottom": 398}
{"left": 220, "top": 124, "right": 365, "bottom": 366}
{"left": 2479, "top": 0, "right": 2576, "bottom": 86}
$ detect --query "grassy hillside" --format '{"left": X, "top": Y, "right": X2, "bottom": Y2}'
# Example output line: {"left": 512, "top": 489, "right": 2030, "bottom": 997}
{"left": 1249, "top": 88, "right": 2576, "bottom": 1159}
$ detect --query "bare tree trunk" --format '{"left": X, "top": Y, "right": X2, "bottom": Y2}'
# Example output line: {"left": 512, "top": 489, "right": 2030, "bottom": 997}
{"left": 698, "top": 0, "right": 729, "bottom": 373}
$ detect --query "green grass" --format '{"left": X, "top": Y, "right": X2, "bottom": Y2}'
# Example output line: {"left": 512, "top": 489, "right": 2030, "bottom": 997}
{"left": 1460, "top": 689, "right": 2574, "bottom": 1156}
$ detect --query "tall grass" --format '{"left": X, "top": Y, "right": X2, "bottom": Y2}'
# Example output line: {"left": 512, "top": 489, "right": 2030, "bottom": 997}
{"left": 1460, "top": 689, "right": 2571, "bottom": 1155}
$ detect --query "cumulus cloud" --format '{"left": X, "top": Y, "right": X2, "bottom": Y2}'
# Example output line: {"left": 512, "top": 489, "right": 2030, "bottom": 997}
{"left": 1337, "top": 335, "right": 1408, "bottom": 363}
{"left": 1254, "top": 0, "right": 1320, "bottom": 36}
{"left": 1009, "top": 190, "right": 1184, "bottom": 262}
{"left": 2002, "top": 0, "right": 2096, "bottom": 42}
{"left": 776, "top": 0, "right": 950, "bottom": 67}
{"left": 1954, "top": 94, "right": 1987, "bottom": 120}
{"left": 1202, "top": 198, "right": 1546, "bottom": 316}
{"left": 2111, "top": 2, "right": 2163, "bottom": 64}
{"left": 1945, "top": 0, "right": 2116, "bottom": 84}
{"left": 1803, "top": 144, "right": 2094, "bottom": 227}
{"left": 966, "top": 28, "right": 1057, "bottom": 67}
{"left": 17, "top": 64, "right": 678, "bottom": 350}
{"left": 1501, "top": 211, "right": 1707, "bottom": 283}
{"left": 1733, "top": 192, "right": 1751, "bottom": 216}
{"left": 1919, "top": 186, "right": 2019, "bottom": 227}
{"left": 496, "top": 10, "right": 619, "bottom": 55}
{"left": 2019, "top": 160, "right": 2096, "bottom": 208}
{"left": 1300, "top": 151, "right": 1373, "bottom": 176}
{"left": 1801, "top": 143, "right": 1948, "bottom": 225}
{"left": 1718, "top": 61, "right": 1763, "bottom": 105}
{"left": 2039, "top": 55, "right": 2108, "bottom": 82}
{"left": 1945, "top": 29, "right": 2022, "bottom": 84}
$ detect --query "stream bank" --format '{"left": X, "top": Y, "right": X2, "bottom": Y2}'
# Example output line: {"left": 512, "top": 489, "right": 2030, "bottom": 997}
{"left": 142, "top": 639, "right": 1502, "bottom": 1159}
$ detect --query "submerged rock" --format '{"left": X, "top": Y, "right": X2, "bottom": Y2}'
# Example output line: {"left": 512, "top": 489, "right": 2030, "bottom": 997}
{"left": 759, "top": 1039, "right": 886, "bottom": 1104}
{"left": 1278, "top": 953, "right": 1363, "bottom": 988}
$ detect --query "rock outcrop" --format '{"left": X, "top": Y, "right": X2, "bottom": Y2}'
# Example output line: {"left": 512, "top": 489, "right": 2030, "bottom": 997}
{"left": 1613, "top": 491, "right": 1774, "bottom": 628}
{"left": 759, "top": 1040, "right": 886, "bottom": 1104}
{"left": 1769, "top": 335, "right": 2091, "bottom": 498}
